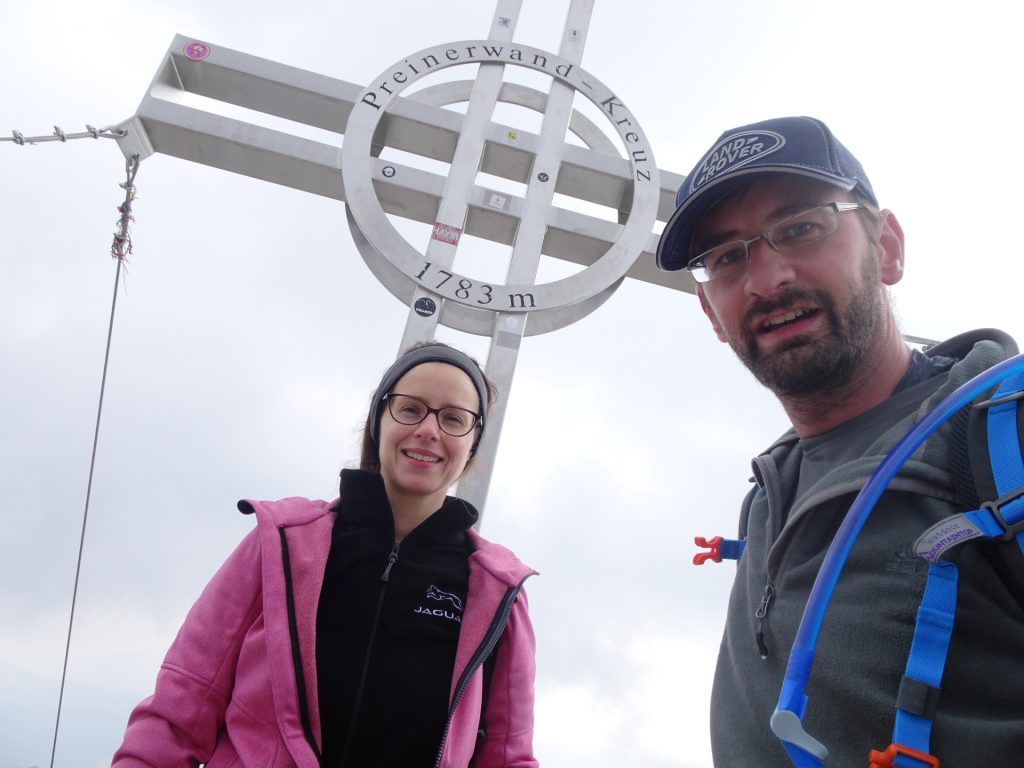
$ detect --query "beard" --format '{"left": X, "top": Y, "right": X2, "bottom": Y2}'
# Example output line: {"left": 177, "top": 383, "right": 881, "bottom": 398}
{"left": 729, "top": 256, "right": 883, "bottom": 398}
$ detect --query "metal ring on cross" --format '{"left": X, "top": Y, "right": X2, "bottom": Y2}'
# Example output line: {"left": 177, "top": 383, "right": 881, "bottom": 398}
{"left": 341, "top": 40, "right": 659, "bottom": 336}
{"left": 407, "top": 79, "right": 620, "bottom": 157}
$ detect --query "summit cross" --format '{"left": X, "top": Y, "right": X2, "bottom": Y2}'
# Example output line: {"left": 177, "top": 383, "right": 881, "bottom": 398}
{"left": 113, "top": 0, "right": 692, "bottom": 516}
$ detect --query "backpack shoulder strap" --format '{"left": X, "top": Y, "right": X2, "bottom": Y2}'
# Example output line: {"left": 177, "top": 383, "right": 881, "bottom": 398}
{"left": 879, "top": 370, "right": 1024, "bottom": 766}
{"left": 971, "top": 372, "right": 1024, "bottom": 554}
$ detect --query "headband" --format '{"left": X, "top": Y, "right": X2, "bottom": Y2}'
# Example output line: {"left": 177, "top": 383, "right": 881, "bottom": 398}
{"left": 368, "top": 344, "right": 489, "bottom": 450}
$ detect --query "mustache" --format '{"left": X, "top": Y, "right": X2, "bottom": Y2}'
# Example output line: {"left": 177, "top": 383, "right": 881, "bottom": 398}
{"left": 743, "top": 288, "right": 825, "bottom": 330}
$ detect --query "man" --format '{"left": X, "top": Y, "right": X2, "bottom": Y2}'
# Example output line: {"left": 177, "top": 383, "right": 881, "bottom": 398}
{"left": 656, "top": 116, "right": 1024, "bottom": 766}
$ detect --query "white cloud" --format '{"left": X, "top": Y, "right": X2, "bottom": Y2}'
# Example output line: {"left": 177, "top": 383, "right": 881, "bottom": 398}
{"left": 535, "top": 681, "right": 623, "bottom": 756}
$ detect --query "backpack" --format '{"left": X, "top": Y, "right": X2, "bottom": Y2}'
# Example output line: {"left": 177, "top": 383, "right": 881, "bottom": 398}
{"left": 694, "top": 350, "right": 1024, "bottom": 768}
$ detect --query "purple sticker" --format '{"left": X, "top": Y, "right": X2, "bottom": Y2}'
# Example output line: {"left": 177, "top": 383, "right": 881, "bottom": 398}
{"left": 184, "top": 41, "right": 211, "bottom": 61}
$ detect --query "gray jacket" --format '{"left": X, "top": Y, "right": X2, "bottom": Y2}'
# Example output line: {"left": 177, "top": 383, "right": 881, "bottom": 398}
{"left": 710, "top": 330, "right": 1024, "bottom": 767}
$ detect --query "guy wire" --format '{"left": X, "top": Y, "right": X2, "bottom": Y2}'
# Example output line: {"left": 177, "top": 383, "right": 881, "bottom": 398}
{"left": 49, "top": 153, "right": 139, "bottom": 768}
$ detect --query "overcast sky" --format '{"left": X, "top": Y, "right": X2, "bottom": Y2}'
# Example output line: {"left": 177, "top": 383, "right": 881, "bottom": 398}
{"left": 3, "top": 1, "right": 1024, "bottom": 766}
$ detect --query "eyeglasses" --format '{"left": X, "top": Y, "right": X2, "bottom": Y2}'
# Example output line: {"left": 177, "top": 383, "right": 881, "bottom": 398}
{"left": 686, "top": 202, "right": 864, "bottom": 283}
{"left": 383, "top": 393, "right": 482, "bottom": 437}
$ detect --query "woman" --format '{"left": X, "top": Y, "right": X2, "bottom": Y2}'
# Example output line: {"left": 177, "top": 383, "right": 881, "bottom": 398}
{"left": 113, "top": 342, "right": 539, "bottom": 768}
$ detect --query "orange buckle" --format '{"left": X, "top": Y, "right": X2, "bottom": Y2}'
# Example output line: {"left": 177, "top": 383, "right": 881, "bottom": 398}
{"left": 693, "top": 536, "right": 724, "bottom": 565}
{"left": 869, "top": 743, "right": 939, "bottom": 768}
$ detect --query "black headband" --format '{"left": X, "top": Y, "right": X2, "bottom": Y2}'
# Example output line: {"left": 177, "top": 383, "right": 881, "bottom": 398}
{"left": 368, "top": 344, "right": 489, "bottom": 449}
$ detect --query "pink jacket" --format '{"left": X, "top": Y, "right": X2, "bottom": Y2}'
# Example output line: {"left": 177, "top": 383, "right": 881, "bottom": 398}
{"left": 113, "top": 497, "right": 538, "bottom": 767}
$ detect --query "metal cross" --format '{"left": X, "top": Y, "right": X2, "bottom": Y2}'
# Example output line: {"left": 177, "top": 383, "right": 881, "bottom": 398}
{"left": 113, "top": 0, "right": 692, "bottom": 517}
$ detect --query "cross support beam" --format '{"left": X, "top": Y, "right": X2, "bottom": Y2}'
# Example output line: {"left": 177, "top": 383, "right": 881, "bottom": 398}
{"left": 115, "top": 34, "right": 694, "bottom": 296}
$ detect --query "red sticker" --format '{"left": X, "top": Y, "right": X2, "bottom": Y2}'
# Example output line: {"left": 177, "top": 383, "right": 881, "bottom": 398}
{"left": 431, "top": 222, "right": 462, "bottom": 246}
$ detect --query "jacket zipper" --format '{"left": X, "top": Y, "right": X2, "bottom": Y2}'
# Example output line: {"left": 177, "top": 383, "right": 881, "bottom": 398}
{"left": 755, "top": 581, "right": 775, "bottom": 659}
{"left": 278, "top": 526, "right": 324, "bottom": 763}
{"left": 432, "top": 573, "right": 534, "bottom": 768}
{"left": 752, "top": 453, "right": 783, "bottom": 661}
{"left": 338, "top": 541, "right": 401, "bottom": 767}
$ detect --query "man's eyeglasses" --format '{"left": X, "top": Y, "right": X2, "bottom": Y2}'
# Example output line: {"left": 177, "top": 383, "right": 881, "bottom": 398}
{"left": 383, "top": 393, "right": 482, "bottom": 437}
{"left": 686, "top": 202, "right": 865, "bottom": 283}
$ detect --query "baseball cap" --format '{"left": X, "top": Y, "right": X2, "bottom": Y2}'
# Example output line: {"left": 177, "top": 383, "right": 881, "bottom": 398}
{"left": 655, "top": 116, "right": 877, "bottom": 272}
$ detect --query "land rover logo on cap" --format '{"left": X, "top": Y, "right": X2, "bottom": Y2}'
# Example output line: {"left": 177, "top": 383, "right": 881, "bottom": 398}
{"left": 689, "top": 130, "right": 785, "bottom": 193}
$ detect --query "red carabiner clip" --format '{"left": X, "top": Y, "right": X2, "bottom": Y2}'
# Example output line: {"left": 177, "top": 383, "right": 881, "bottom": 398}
{"left": 869, "top": 743, "right": 939, "bottom": 768}
{"left": 693, "top": 536, "right": 724, "bottom": 565}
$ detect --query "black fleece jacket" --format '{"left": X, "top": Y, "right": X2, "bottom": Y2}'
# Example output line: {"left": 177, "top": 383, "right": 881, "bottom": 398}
{"left": 317, "top": 469, "right": 477, "bottom": 768}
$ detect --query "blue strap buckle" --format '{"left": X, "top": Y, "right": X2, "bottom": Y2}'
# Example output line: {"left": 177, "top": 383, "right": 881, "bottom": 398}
{"left": 980, "top": 485, "right": 1024, "bottom": 540}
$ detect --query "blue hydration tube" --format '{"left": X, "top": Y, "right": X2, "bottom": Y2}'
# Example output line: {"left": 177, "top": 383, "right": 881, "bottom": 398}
{"left": 769, "top": 352, "right": 1024, "bottom": 766}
